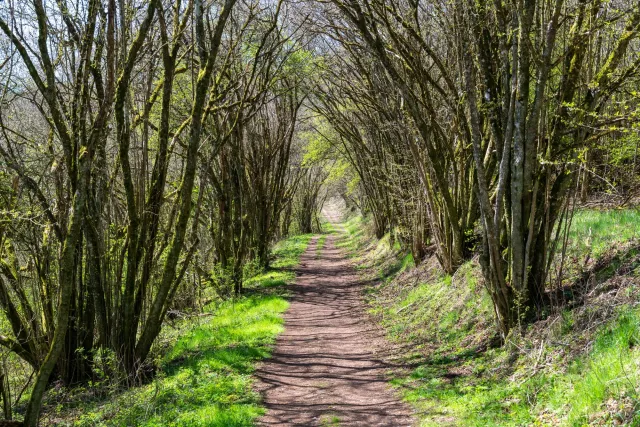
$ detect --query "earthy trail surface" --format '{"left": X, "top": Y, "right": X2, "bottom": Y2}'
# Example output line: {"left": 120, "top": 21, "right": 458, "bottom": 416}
{"left": 255, "top": 223, "right": 415, "bottom": 426}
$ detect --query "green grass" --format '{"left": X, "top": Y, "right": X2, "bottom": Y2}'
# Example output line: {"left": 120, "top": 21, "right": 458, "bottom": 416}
{"left": 396, "top": 306, "right": 640, "bottom": 426}
{"left": 320, "top": 217, "right": 337, "bottom": 235}
{"left": 334, "top": 208, "right": 640, "bottom": 426}
{"left": 376, "top": 261, "right": 493, "bottom": 356}
{"left": 319, "top": 414, "right": 341, "bottom": 426}
{"left": 70, "top": 234, "right": 311, "bottom": 426}
{"left": 547, "top": 307, "right": 640, "bottom": 425}
{"left": 76, "top": 297, "right": 287, "bottom": 426}
{"left": 334, "top": 214, "right": 366, "bottom": 254}
{"left": 388, "top": 285, "right": 640, "bottom": 425}
{"left": 569, "top": 209, "right": 640, "bottom": 260}
{"left": 269, "top": 234, "right": 313, "bottom": 269}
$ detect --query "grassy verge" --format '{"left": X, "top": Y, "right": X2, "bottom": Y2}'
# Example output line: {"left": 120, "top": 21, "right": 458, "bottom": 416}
{"left": 59, "top": 234, "right": 312, "bottom": 426}
{"left": 392, "top": 304, "right": 640, "bottom": 426}
{"left": 336, "top": 209, "right": 640, "bottom": 426}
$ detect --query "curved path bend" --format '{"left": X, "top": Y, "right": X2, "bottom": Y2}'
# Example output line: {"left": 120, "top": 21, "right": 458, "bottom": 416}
{"left": 254, "top": 234, "right": 415, "bottom": 426}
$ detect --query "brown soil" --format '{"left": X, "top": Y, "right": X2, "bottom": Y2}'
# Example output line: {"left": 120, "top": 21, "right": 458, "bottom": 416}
{"left": 254, "top": 234, "right": 415, "bottom": 426}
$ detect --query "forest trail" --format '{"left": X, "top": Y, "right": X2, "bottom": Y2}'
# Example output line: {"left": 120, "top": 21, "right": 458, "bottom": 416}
{"left": 254, "top": 223, "right": 415, "bottom": 425}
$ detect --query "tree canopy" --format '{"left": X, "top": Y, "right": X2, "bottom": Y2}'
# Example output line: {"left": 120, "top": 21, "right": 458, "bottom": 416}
{"left": 1, "top": 0, "right": 639, "bottom": 424}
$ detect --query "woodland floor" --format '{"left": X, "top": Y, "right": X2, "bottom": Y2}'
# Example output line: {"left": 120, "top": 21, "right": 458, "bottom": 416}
{"left": 254, "top": 228, "right": 415, "bottom": 426}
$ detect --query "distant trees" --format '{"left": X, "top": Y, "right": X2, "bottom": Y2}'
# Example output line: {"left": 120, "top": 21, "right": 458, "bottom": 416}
{"left": 315, "top": 0, "right": 640, "bottom": 337}
{"left": 315, "top": 0, "right": 479, "bottom": 269}
{"left": 293, "top": 163, "right": 328, "bottom": 234}
{"left": 0, "top": 0, "right": 313, "bottom": 423}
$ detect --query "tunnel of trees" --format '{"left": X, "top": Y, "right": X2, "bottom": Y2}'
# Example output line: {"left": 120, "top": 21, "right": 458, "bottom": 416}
{"left": 0, "top": 0, "right": 639, "bottom": 424}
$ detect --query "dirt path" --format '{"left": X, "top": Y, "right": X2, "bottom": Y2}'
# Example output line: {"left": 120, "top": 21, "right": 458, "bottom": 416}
{"left": 254, "top": 233, "right": 415, "bottom": 426}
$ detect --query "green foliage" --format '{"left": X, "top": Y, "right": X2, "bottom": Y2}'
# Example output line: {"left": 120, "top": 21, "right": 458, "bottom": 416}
{"left": 320, "top": 217, "right": 337, "bottom": 235}
{"left": 207, "top": 263, "right": 236, "bottom": 299}
{"left": 269, "top": 234, "right": 313, "bottom": 269}
{"left": 301, "top": 119, "right": 336, "bottom": 166}
{"left": 242, "top": 259, "right": 264, "bottom": 284}
{"left": 606, "top": 133, "right": 640, "bottom": 171}
{"left": 300, "top": 117, "right": 358, "bottom": 198}
{"left": 282, "top": 47, "right": 321, "bottom": 82}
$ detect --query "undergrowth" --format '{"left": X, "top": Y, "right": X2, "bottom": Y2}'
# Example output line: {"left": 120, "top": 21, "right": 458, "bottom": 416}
{"left": 52, "top": 234, "right": 312, "bottom": 426}
{"left": 337, "top": 210, "right": 640, "bottom": 426}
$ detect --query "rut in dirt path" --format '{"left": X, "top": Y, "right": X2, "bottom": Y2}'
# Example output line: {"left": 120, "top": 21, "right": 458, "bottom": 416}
{"left": 254, "top": 234, "right": 415, "bottom": 426}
